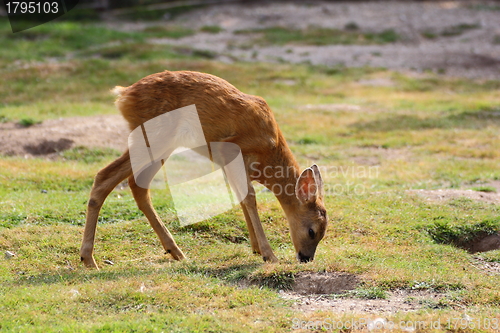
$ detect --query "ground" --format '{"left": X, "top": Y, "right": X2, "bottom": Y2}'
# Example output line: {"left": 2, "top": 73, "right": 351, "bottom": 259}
{"left": 1, "top": 1, "right": 500, "bottom": 331}
{"left": 0, "top": 115, "right": 128, "bottom": 157}
{"left": 152, "top": 1, "right": 500, "bottom": 78}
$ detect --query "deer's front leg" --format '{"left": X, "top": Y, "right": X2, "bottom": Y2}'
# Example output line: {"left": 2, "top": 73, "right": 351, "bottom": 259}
{"left": 240, "top": 183, "right": 278, "bottom": 263}
{"left": 240, "top": 203, "right": 260, "bottom": 254}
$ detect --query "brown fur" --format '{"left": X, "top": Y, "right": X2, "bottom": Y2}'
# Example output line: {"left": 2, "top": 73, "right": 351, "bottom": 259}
{"left": 80, "top": 70, "right": 327, "bottom": 268}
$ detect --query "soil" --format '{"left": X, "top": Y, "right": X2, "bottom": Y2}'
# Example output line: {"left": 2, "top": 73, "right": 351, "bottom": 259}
{"left": 281, "top": 289, "right": 446, "bottom": 314}
{"left": 407, "top": 188, "right": 500, "bottom": 205}
{"left": 292, "top": 272, "right": 360, "bottom": 295}
{"left": 3, "top": 1, "right": 500, "bottom": 316}
{"left": 472, "top": 255, "right": 500, "bottom": 275}
{"left": 467, "top": 234, "right": 500, "bottom": 253}
{"left": 0, "top": 115, "right": 128, "bottom": 158}
{"left": 275, "top": 272, "right": 448, "bottom": 314}
{"left": 153, "top": 0, "right": 500, "bottom": 79}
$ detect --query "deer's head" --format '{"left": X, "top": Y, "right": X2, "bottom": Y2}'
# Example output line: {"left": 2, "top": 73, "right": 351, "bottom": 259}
{"left": 288, "top": 165, "right": 328, "bottom": 262}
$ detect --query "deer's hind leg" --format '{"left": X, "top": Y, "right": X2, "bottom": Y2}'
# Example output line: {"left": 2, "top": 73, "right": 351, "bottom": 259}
{"left": 128, "top": 164, "right": 185, "bottom": 261}
{"left": 80, "top": 150, "right": 133, "bottom": 269}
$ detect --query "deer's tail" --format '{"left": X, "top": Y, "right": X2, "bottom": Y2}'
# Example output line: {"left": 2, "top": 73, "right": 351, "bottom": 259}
{"left": 112, "top": 86, "right": 128, "bottom": 97}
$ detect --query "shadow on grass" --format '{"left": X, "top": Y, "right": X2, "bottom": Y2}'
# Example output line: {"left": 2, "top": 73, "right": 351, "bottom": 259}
{"left": 10, "top": 260, "right": 263, "bottom": 287}
{"left": 9, "top": 259, "right": 299, "bottom": 291}
{"left": 10, "top": 267, "right": 164, "bottom": 286}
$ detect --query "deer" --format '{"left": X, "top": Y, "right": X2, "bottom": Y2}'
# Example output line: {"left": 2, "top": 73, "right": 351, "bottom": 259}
{"left": 80, "top": 70, "right": 328, "bottom": 269}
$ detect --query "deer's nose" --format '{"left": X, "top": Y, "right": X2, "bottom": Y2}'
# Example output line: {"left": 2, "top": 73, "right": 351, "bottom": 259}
{"left": 297, "top": 251, "right": 313, "bottom": 263}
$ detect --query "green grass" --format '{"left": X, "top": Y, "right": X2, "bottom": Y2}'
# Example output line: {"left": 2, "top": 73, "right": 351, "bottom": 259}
{"left": 441, "top": 23, "right": 481, "bottom": 37}
{"left": 235, "top": 26, "right": 400, "bottom": 46}
{"left": 1, "top": 20, "right": 500, "bottom": 332}
{"left": 18, "top": 117, "right": 41, "bottom": 127}
{"left": 472, "top": 186, "right": 497, "bottom": 193}
{"left": 426, "top": 218, "right": 500, "bottom": 250}
{"left": 0, "top": 20, "right": 200, "bottom": 66}
{"left": 200, "top": 25, "right": 224, "bottom": 34}
{"left": 422, "top": 23, "right": 482, "bottom": 39}
{"left": 60, "top": 146, "right": 122, "bottom": 164}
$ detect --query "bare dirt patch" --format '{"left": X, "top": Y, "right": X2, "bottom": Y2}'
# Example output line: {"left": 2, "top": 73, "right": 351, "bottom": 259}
{"left": 0, "top": 115, "right": 128, "bottom": 158}
{"left": 472, "top": 256, "right": 500, "bottom": 275}
{"left": 292, "top": 272, "right": 359, "bottom": 295}
{"left": 349, "top": 147, "right": 414, "bottom": 166}
{"left": 249, "top": 272, "right": 445, "bottom": 314}
{"left": 281, "top": 289, "right": 445, "bottom": 314}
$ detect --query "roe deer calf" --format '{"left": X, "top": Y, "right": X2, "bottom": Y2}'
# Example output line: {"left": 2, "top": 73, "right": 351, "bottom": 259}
{"left": 80, "top": 70, "right": 328, "bottom": 269}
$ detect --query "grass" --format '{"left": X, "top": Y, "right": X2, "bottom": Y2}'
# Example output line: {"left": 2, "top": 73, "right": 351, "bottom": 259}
{"left": 200, "top": 25, "right": 224, "bottom": 34}
{"left": 472, "top": 186, "right": 497, "bottom": 193}
{"left": 422, "top": 23, "right": 481, "bottom": 39}
{"left": 0, "top": 20, "right": 200, "bottom": 65}
{"left": 18, "top": 117, "right": 41, "bottom": 127}
{"left": 349, "top": 286, "right": 388, "bottom": 300}
{"left": 235, "top": 26, "right": 400, "bottom": 46}
{"left": 1, "top": 19, "right": 500, "bottom": 332}
{"left": 60, "top": 146, "right": 122, "bottom": 164}
{"left": 426, "top": 219, "right": 500, "bottom": 250}
{"left": 441, "top": 23, "right": 481, "bottom": 37}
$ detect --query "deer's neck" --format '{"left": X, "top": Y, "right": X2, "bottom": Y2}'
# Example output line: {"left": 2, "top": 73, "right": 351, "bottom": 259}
{"left": 255, "top": 133, "right": 300, "bottom": 208}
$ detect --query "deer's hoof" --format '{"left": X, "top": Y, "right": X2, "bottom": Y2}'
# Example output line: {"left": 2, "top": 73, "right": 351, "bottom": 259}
{"left": 262, "top": 254, "right": 278, "bottom": 263}
{"left": 81, "top": 256, "right": 99, "bottom": 270}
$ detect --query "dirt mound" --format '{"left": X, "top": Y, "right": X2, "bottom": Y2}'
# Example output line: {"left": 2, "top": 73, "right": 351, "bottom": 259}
{"left": 0, "top": 115, "right": 129, "bottom": 157}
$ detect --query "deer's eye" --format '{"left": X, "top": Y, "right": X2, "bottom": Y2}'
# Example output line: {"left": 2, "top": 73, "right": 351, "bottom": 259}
{"left": 308, "top": 228, "right": 315, "bottom": 239}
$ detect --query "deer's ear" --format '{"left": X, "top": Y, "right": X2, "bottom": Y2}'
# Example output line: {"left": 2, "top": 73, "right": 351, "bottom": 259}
{"left": 310, "top": 164, "right": 324, "bottom": 199}
{"left": 295, "top": 168, "right": 318, "bottom": 204}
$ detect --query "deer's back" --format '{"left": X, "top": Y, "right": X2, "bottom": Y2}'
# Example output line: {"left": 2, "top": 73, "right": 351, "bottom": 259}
{"left": 115, "top": 71, "right": 280, "bottom": 154}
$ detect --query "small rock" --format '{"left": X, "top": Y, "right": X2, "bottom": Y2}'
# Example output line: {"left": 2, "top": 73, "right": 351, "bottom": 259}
{"left": 104, "top": 260, "right": 114, "bottom": 265}
{"left": 368, "top": 318, "right": 387, "bottom": 331}
{"left": 69, "top": 289, "right": 80, "bottom": 298}
{"left": 41, "top": 189, "right": 47, "bottom": 194}
{"left": 5, "top": 251, "right": 15, "bottom": 259}
{"left": 462, "top": 313, "right": 473, "bottom": 321}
